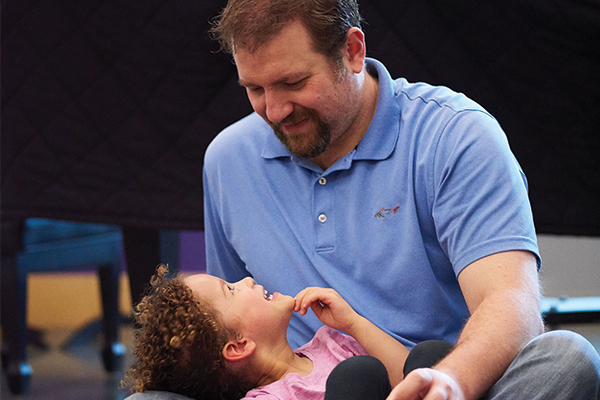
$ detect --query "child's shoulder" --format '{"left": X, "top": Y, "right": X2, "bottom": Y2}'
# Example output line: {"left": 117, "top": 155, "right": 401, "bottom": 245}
{"left": 301, "top": 326, "right": 367, "bottom": 358}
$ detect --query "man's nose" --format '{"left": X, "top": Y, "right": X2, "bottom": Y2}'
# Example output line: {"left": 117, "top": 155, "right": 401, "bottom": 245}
{"left": 264, "top": 90, "right": 293, "bottom": 125}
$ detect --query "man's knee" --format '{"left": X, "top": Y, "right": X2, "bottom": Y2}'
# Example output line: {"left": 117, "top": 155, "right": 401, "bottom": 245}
{"left": 533, "top": 330, "right": 599, "bottom": 369}
{"left": 487, "top": 330, "right": 600, "bottom": 400}
{"left": 524, "top": 330, "right": 600, "bottom": 396}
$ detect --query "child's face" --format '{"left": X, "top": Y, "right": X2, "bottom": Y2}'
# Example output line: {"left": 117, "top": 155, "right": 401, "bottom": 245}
{"left": 184, "top": 274, "right": 295, "bottom": 342}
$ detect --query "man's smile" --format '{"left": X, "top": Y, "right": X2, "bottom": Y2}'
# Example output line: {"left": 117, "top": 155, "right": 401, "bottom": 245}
{"left": 280, "top": 117, "right": 310, "bottom": 133}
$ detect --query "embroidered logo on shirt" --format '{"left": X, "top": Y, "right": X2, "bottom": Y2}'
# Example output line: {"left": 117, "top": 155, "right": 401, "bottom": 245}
{"left": 375, "top": 206, "right": 400, "bottom": 218}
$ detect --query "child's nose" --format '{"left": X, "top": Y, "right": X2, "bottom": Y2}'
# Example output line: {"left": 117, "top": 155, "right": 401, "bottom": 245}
{"left": 240, "top": 277, "right": 254, "bottom": 287}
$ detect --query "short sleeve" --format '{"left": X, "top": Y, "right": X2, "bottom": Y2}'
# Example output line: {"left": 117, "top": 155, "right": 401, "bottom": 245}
{"left": 430, "top": 110, "right": 540, "bottom": 276}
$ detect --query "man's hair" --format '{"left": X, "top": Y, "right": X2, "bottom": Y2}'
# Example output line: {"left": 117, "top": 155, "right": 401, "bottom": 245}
{"left": 210, "top": 0, "right": 363, "bottom": 62}
{"left": 124, "top": 265, "right": 253, "bottom": 400}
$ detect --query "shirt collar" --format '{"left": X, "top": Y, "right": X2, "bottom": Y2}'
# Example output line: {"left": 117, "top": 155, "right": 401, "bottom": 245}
{"left": 262, "top": 58, "right": 399, "bottom": 161}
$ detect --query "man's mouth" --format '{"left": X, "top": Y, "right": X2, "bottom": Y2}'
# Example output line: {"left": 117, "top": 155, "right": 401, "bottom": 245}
{"left": 280, "top": 117, "right": 309, "bottom": 132}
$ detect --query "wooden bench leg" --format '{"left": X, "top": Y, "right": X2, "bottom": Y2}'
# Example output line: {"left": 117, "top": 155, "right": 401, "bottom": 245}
{"left": 1, "top": 256, "right": 32, "bottom": 394}
{"left": 98, "top": 264, "right": 125, "bottom": 372}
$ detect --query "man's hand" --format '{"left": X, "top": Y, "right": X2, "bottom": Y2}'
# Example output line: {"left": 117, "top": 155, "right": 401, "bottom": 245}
{"left": 294, "top": 287, "right": 359, "bottom": 333}
{"left": 387, "top": 368, "right": 464, "bottom": 400}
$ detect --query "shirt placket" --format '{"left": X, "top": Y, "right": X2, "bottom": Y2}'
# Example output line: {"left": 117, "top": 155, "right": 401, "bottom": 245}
{"left": 313, "top": 174, "right": 335, "bottom": 252}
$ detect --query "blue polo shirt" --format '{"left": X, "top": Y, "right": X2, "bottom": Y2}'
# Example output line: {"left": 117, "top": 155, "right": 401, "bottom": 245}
{"left": 203, "top": 58, "right": 539, "bottom": 349}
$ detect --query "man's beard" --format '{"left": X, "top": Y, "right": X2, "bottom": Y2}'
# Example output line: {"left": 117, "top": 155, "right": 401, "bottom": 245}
{"left": 269, "top": 108, "right": 331, "bottom": 158}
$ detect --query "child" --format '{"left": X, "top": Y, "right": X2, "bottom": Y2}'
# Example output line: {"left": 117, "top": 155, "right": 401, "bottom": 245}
{"left": 125, "top": 265, "right": 414, "bottom": 399}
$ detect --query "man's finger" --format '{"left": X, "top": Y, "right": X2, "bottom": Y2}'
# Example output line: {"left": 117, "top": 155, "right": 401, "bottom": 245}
{"left": 386, "top": 369, "right": 433, "bottom": 400}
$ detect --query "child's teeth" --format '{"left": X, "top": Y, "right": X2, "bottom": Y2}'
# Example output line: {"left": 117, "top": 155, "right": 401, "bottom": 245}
{"left": 263, "top": 289, "right": 273, "bottom": 301}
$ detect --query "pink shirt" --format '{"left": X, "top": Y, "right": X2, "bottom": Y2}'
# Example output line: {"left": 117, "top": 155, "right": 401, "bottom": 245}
{"left": 241, "top": 326, "right": 367, "bottom": 400}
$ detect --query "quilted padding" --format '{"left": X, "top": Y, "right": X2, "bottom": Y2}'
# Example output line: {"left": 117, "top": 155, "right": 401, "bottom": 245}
{"left": 2, "top": 0, "right": 599, "bottom": 235}
{"left": 2, "top": 0, "right": 252, "bottom": 230}
{"left": 360, "top": 0, "right": 600, "bottom": 235}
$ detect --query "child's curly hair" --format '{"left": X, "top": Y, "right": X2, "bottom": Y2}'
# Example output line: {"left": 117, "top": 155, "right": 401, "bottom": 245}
{"left": 124, "top": 265, "right": 254, "bottom": 399}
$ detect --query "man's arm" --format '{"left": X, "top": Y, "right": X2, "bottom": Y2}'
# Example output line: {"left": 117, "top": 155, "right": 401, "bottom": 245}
{"left": 388, "top": 250, "right": 544, "bottom": 400}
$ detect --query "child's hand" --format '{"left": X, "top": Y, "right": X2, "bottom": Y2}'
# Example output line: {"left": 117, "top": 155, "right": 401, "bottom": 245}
{"left": 294, "top": 287, "right": 360, "bottom": 333}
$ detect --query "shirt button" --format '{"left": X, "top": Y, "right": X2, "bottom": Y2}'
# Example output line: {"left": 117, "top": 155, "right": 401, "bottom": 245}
{"left": 318, "top": 177, "right": 327, "bottom": 185}
{"left": 318, "top": 213, "right": 327, "bottom": 223}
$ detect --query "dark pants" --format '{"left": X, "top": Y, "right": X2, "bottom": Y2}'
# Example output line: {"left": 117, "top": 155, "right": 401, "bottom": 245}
{"left": 324, "top": 356, "right": 391, "bottom": 400}
{"left": 324, "top": 340, "right": 453, "bottom": 400}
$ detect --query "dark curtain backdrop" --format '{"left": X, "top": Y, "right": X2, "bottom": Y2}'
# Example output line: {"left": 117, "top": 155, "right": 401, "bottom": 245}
{"left": 2, "top": 0, "right": 599, "bottom": 235}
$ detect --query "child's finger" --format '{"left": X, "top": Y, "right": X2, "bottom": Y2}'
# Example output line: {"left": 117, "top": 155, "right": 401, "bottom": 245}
{"left": 294, "top": 290, "right": 313, "bottom": 315}
{"left": 295, "top": 287, "right": 341, "bottom": 317}
{"left": 302, "top": 290, "right": 335, "bottom": 312}
{"left": 294, "top": 288, "right": 324, "bottom": 315}
{"left": 293, "top": 294, "right": 304, "bottom": 312}
{"left": 294, "top": 288, "right": 316, "bottom": 313}
{"left": 294, "top": 288, "right": 310, "bottom": 311}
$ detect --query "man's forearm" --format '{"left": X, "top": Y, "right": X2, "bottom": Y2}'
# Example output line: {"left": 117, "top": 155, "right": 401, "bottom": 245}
{"left": 434, "top": 287, "right": 544, "bottom": 400}
{"left": 429, "top": 251, "right": 543, "bottom": 400}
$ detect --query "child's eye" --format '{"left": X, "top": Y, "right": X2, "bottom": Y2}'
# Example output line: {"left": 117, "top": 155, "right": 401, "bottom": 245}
{"left": 227, "top": 285, "right": 234, "bottom": 294}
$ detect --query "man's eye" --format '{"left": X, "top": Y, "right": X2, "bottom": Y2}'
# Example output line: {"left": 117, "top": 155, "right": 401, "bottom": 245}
{"left": 286, "top": 79, "right": 305, "bottom": 88}
{"left": 247, "top": 86, "right": 263, "bottom": 94}
{"left": 227, "top": 285, "right": 234, "bottom": 294}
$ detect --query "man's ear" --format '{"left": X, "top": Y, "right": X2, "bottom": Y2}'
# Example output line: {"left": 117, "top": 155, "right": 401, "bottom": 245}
{"left": 345, "top": 27, "right": 366, "bottom": 73}
{"left": 222, "top": 338, "right": 257, "bottom": 362}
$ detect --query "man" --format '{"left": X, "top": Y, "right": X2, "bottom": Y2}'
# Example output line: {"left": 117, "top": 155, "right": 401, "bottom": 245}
{"left": 203, "top": 0, "right": 600, "bottom": 399}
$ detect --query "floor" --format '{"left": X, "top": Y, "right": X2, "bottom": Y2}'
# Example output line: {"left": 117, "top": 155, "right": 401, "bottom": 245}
{"left": 1, "top": 322, "right": 599, "bottom": 399}
{"left": 1, "top": 322, "right": 136, "bottom": 400}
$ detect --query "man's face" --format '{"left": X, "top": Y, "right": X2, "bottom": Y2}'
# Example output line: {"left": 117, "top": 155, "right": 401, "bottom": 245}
{"left": 233, "top": 20, "right": 361, "bottom": 159}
